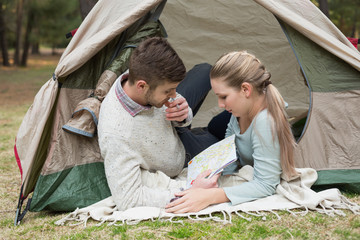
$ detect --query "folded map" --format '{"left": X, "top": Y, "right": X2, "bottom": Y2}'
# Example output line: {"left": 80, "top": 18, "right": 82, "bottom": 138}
{"left": 186, "top": 134, "right": 236, "bottom": 189}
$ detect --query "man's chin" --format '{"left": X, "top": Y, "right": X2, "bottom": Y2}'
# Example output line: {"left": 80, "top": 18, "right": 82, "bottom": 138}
{"left": 150, "top": 102, "right": 165, "bottom": 108}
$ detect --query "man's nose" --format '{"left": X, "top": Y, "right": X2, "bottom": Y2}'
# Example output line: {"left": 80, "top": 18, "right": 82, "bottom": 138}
{"left": 169, "top": 90, "right": 177, "bottom": 98}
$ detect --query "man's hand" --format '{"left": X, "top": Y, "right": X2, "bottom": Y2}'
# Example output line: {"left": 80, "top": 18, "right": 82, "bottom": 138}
{"left": 164, "top": 97, "right": 189, "bottom": 122}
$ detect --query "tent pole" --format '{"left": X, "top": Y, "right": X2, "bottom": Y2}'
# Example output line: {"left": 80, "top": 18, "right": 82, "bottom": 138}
{"left": 14, "top": 185, "right": 32, "bottom": 226}
{"left": 14, "top": 185, "right": 24, "bottom": 226}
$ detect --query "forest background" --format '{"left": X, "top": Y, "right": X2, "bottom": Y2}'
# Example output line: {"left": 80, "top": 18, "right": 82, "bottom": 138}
{"left": 0, "top": 0, "right": 359, "bottom": 67}
{"left": 0, "top": 1, "right": 359, "bottom": 239}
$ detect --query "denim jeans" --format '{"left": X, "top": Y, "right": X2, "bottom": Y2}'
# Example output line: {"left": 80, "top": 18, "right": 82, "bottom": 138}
{"left": 176, "top": 63, "right": 231, "bottom": 166}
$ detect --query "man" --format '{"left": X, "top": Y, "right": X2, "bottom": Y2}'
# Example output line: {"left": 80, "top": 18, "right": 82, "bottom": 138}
{"left": 98, "top": 37, "right": 219, "bottom": 210}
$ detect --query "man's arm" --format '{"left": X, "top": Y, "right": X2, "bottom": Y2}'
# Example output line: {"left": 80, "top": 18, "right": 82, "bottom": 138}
{"left": 100, "top": 133, "right": 186, "bottom": 211}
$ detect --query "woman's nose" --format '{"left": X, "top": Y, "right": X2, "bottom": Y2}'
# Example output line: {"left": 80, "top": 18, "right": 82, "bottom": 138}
{"left": 217, "top": 99, "right": 225, "bottom": 108}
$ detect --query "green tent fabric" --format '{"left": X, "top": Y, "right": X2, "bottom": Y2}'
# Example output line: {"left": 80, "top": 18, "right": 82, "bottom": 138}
{"left": 15, "top": 0, "right": 167, "bottom": 221}
{"left": 14, "top": 0, "right": 360, "bottom": 224}
{"left": 29, "top": 17, "right": 167, "bottom": 213}
{"left": 278, "top": 19, "right": 360, "bottom": 191}
{"left": 159, "top": 0, "right": 360, "bottom": 193}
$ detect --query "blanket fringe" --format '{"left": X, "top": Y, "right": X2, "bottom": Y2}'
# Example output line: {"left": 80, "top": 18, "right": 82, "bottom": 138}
{"left": 315, "top": 203, "right": 347, "bottom": 217}
{"left": 95, "top": 219, "right": 106, "bottom": 226}
{"left": 54, "top": 186, "right": 360, "bottom": 227}
{"left": 269, "top": 210, "right": 281, "bottom": 220}
{"left": 210, "top": 210, "right": 231, "bottom": 224}
{"left": 186, "top": 211, "right": 231, "bottom": 224}
{"left": 55, "top": 208, "right": 91, "bottom": 227}
{"left": 286, "top": 206, "right": 308, "bottom": 217}
{"left": 234, "top": 211, "right": 252, "bottom": 221}
{"left": 112, "top": 220, "right": 126, "bottom": 226}
{"left": 340, "top": 195, "right": 360, "bottom": 215}
{"left": 166, "top": 216, "right": 184, "bottom": 224}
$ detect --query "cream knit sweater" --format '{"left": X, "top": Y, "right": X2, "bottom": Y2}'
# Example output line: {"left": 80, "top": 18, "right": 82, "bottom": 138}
{"left": 98, "top": 82, "right": 187, "bottom": 211}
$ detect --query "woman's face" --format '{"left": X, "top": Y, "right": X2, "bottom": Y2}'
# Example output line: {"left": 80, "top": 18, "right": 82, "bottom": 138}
{"left": 211, "top": 78, "right": 250, "bottom": 118}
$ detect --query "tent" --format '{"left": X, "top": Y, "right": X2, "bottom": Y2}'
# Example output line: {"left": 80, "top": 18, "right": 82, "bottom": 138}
{"left": 14, "top": 0, "right": 360, "bottom": 224}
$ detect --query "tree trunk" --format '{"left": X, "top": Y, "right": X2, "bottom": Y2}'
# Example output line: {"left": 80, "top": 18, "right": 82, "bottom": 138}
{"left": 318, "top": 0, "right": 329, "bottom": 18}
{"left": 79, "top": 0, "right": 98, "bottom": 20}
{"left": 0, "top": 1, "right": 10, "bottom": 66}
{"left": 52, "top": 45, "right": 56, "bottom": 55}
{"left": 350, "top": 9, "right": 358, "bottom": 38}
{"left": 14, "top": 0, "right": 24, "bottom": 66}
{"left": 21, "top": 8, "right": 35, "bottom": 66}
{"left": 31, "top": 42, "right": 40, "bottom": 54}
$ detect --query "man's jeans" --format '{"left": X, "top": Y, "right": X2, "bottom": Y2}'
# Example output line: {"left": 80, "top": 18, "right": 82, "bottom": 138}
{"left": 176, "top": 63, "right": 230, "bottom": 166}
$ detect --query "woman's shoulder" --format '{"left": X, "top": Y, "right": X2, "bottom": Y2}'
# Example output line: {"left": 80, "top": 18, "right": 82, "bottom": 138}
{"left": 255, "top": 109, "right": 273, "bottom": 124}
{"left": 252, "top": 109, "right": 273, "bottom": 134}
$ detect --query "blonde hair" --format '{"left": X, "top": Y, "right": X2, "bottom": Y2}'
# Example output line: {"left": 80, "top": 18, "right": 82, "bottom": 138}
{"left": 210, "top": 51, "right": 297, "bottom": 179}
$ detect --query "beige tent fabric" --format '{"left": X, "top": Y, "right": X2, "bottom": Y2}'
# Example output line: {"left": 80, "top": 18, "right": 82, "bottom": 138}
{"left": 160, "top": 0, "right": 360, "bottom": 127}
{"left": 54, "top": 0, "right": 162, "bottom": 79}
{"left": 62, "top": 70, "right": 118, "bottom": 137}
{"left": 15, "top": 79, "right": 58, "bottom": 195}
{"left": 294, "top": 90, "right": 360, "bottom": 170}
{"left": 16, "top": 0, "right": 360, "bottom": 194}
{"left": 42, "top": 89, "right": 102, "bottom": 175}
{"left": 16, "top": 0, "right": 163, "bottom": 190}
{"left": 62, "top": 98, "right": 100, "bottom": 137}
{"left": 94, "top": 70, "right": 119, "bottom": 101}
{"left": 255, "top": 0, "right": 360, "bottom": 71}
{"left": 160, "top": 0, "right": 310, "bottom": 127}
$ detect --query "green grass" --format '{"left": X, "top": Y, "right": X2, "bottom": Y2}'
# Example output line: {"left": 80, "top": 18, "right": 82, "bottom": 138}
{"left": 1, "top": 54, "right": 360, "bottom": 239}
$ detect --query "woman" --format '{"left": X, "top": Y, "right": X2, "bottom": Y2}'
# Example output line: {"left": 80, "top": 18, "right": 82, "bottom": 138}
{"left": 166, "top": 51, "right": 298, "bottom": 213}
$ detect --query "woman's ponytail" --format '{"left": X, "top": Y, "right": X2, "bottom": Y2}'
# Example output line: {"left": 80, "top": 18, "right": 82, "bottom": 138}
{"left": 265, "top": 84, "right": 297, "bottom": 179}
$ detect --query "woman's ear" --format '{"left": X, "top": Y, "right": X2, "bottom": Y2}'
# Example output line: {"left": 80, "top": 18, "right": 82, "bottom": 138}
{"left": 241, "top": 82, "right": 252, "bottom": 98}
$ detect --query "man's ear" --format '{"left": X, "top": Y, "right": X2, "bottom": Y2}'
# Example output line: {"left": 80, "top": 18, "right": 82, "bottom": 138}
{"left": 241, "top": 82, "right": 252, "bottom": 98}
{"left": 136, "top": 80, "right": 149, "bottom": 93}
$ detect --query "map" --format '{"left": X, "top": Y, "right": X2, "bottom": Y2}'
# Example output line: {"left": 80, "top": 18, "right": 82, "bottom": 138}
{"left": 186, "top": 134, "right": 236, "bottom": 189}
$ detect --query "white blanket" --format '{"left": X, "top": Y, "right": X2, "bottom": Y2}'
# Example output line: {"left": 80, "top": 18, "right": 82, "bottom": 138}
{"left": 55, "top": 168, "right": 360, "bottom": 227}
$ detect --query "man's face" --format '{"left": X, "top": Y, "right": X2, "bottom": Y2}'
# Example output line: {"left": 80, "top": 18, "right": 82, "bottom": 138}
{"left": 144, "top": 81, "right": 179, "bottom": 108}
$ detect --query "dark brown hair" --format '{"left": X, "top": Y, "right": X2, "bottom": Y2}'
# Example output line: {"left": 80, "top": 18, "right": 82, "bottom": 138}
{"left": 128, "top": 37, "right": 186, "bottom": 89}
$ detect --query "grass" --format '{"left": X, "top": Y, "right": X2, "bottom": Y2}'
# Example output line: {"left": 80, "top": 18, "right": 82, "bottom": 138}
{"left": 1, "top": 54, "right": 360, "bottom": 239}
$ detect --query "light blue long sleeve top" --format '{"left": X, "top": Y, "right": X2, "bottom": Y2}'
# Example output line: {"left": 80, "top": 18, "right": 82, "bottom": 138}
{"left": 222, "top": 109, "right": 282, "bottom": 205}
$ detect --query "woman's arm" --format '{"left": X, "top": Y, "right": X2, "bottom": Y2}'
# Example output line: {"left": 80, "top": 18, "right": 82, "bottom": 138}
{"left": 223, "top": 112, "right": 282, "bottom": 205}
{"left": 165, "top": 187, "right": 229, "bottom": 213}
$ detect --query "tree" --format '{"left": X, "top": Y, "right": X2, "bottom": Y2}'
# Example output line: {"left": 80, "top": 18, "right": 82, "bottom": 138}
{"left": 20, "top": 3, "right": 35, "bottom": 66}
{"left": 17, "top": 0, "right": 81, "bottom": 65}
{"left": 318, "top": 0, "right": 329, "bottom": 18}
{"left": 14, "top": 0, "right": 24, "bottom": 66}
{"left": 38, "top": 0, "right": 81, "bottom": 54}
{"left": 312, "top": 0, "right": 359, "bottom": 38}
{"left": 328, "top": 0, "right": 359, "bottom": 37}
{"left": 351, "top": 8, "right": 358, "bottom": 37}
{"left": 79, "top": 0, "right": 97, "bottom": 20}
{"left": 0, "top": 0, "right": 10, "bottom": 66}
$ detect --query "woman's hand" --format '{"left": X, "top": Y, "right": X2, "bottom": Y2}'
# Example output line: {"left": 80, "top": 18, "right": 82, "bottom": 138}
{"left": 191, "top": 169, "right": 220, "bottom": 189}
{"left": 165, "top": 188, "right": 213, "bottom": 213}
{"left": 165, "top": 187, "right": 229, "bottom": 214}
